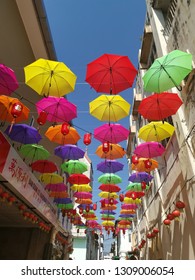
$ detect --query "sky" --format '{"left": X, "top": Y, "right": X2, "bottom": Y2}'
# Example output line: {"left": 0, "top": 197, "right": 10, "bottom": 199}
{"left": 43, "top": 0, "right": 146, "bottom": 251}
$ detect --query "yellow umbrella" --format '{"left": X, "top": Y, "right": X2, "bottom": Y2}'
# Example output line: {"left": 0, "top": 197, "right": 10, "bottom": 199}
{"left": 95, "top": 143, "right": 126, "bottom": 160}
{"left": 138, "top": 121, "right": 175, "bottom": 142}
{"left": 102, "top": 220, "right": 115, "bottom": 227}
{"left": 24, "top": 58, "right": 77, "bottom": 97}
{"left": 89, "top": 94, "right": 130, "bottom": 122}
{"left": 123, "top": 197, "right": 142, "bottom": 204}
{"left": 71, "top": 184, "right": 92, "bottom": 192}
{"left": 131, "top": 157, "right": 158, "bottom": 172}
{"left": 98, "top": 191, "right": 118, "bottom": 199}
{"left": 39, "top": 173, "right": 63, "bottom": 185}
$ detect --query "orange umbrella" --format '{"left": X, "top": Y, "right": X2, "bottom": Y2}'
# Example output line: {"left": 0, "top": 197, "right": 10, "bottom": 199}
{"left": 49, "top": 191, "right": 69, "bottom": 198}
{"left": 75, "top": 198, "right": 92, "bottom": 205}
{"left": 131, "top": 157, "right": 158, "bottom": 172}
{"left": 95, "top": 143, "right": 126, "bottom": 159}
{"left": 45, "top": 124, "right": 80, "bottom": 145}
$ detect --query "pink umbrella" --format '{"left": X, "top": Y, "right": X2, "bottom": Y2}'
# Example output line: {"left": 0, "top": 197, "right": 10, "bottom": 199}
{"left": 73, "top": 192, "right": 92, "bottom": 199}
{"left": 133, "top": 141, "right": 165, "bottom": 158}
{"left": 94, "top": 123, "right": 130, "bottom": 143}
{"left": 121, "top": 204, "right": 138, "bottom": 210}
{"left": 0, "top": 64, "right": 19, "bottom": 95}
{"left": 45, "top": 183, "right": 68, "bottom": 192}
{"left": 36, "top": 96, "right": 77, "bottom": 123}
{"left": 100, "top": 198, "right": 118, "bottom": 204}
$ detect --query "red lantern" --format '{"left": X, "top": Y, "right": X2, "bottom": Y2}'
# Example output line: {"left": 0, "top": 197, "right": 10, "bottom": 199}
{"left": 131, "top": 192, "right": 137, "bottom": 200}
{"left": 119, "top": 193, "right": 124, "bottom": 202}
{"left": 163, "top": 219, "right": 171, "bottom": 226}
{"left": 102, "top": 141, "right": 110, "bottom": 153}
{"left": 141, "top": 181, "right": 147, "bottom": 190}
{"left": 11, "top": 102, "right": 23, "bottom": 119}
{"left": 144, "top": 159, "right": 152, "bottom": 169}
{"left": 85, "top": 205, "right": 90, "bottom": 212}
{"left": 18, "top": 204, "right": 26, "bottom": 212}
{"left": 101, "top": 200, "right": 106, "bottom": 208}
{"left": 172, "top": 209, "right": 180, "bottom": 221}
{"left": 61, "top": 122, "right": 70, "bottom": 135}
{"left": 37, "top": 111, "right": 47, "bottom": 126}
{"left": 132, "top": 154, "right": 139, "bottom": 165}
{"left": 176, "top": 200, "right": 185, "bottom": 211}
{"left": 79, "top": 207, "right": 83, "bottom": 214}
{"left": 153, "top": 228, "right": 159, "bottom": 234}
{"left": 93, "top": 203, "right": 97, "bottom": 211}
{"left": 109, "top": 197, "right": 114, "bottom": 205}
{"left": 167, "top": 213, "right": 175, "bottom": 220}
{"left": 83, "top": 133, "right": 91, "bottom": 146}
{"left": 146, "top": 233, "right": 153, "bottom": 239}
{"left": 7, "top": 196, "right": 16, "bottom": 205}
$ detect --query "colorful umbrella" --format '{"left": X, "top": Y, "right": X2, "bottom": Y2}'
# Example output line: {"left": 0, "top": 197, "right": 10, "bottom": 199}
{"left": 99, "top": 192, "right": 119, "bottom": 199}
{"left": 5, "top": 124, "right": 42, "bottom": 144}
{"left": 54, "top": 197, "right": 72, "bottom": 204}
{"left": 125, "top": 191, "right": 145, "bottom": 199}
{"left": 128, "top": 172, "right": 153, "bottom": 183}
{"left": 97, "top": 160, "right": 124, "bottom": 173}
{"left": 0, "top": 64, "right": 19, "bottom": 95}
{"left": 138, "top": 92, "right": 183, "bottom": 121}
{"left": 121, "top": 204, "right": 138, "bottom": 210}
{"left": 45, "top": 183, "right": 68, "bottom": 192}
{"left": 142, "top": 50, "right": 192, "bottom": 92}
{"left": 75, "top": 198, "right": 92, "bottom": 205}
{"left": 49, "top": 191, "right": 69, "bottom": 198}
{"left": 56, "top": 203, "right": 73, "bottom": 209}
{"left": 123, "top": 197, "right": 142, "bottom": 204}
{"left": 100, "top": 210, "right": 116, "bottom": 215}
{"left": 100, "top": 198, "right": 118, "bottom": 204}
{"left": 30, "top": 160, "right": 58, "bottom": 173}
{"left": 24, "top": 58, "right": 77, "bottom": 97}
{"left": 74, "top": 192, "right": 92, "bottom": 199}
{"left": 71, "top": 184, "right": 92, "bottom": 192}
{"left": 95, "top": 143, "right": 126, "bottom": 160}
{"left": 126, "top": 182, "right": 150, "bottom": 191}
{"left": 61, "top": 160, "right": 88, "bottom": 174}
{"left": 54, "top": 144, "right": 85, "bottom": 160}
{"left": 19, "top": 144, "right": 50, "bottom": 161}
{"left": 89, "top": 94, "right": 130, "bottom": 122}
{"left": 131, "top": 158, "right": 158, "bottom": 172}
{"left": 67, "top": 174, "right": 90, "bottom": 185}
{"left": 133, "top": 141, "right": 165, "bottom": 158}
{"left": 36, "top": 96, "right": 77, "bottom": 123}
{"left": 101, "top": 215, "right": 115, "bottom": 221}
{"left": 94, "top": 123, "right": 130, "bottom": 143}
{"left": 138, "top": 121, "right": 175, "bottom": 142}
{"left": 39, "top": 173, "right": 63, "bottom": 185}
{"left": 99, "top": 184, "right": 121, "bottom": 192}
{"left": 45, "top": 124, "right": 80, "bottom": 145}
{"left": 98, "top": 173, "right": 122, "bottom": 184}
{"left": 85, "top": 53, "right": 137, "bottom": 94}
{"left": 102, "top": 220, "right": 115, "bottom": 227}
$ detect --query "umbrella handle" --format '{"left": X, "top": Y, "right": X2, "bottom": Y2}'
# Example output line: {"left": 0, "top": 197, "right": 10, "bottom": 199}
{"left": 162, "top": 66, "right": 182, "bottom": 91}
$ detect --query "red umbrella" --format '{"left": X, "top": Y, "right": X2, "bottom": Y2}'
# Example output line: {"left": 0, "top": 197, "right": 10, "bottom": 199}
{"left": 85, "top": 53, "right": 137, "bottom": 94}
{"left": 30, "top": 160, "right": 58, "bottom": 173}
{"left": 99, "top": 184, "right": 121, "bottom": 192}
{"left": 138, "top": 92, "right": 183, "bottom": 121}
{"left": 68, "top": 174, "right": 91, "bottom": 185}
{"left": 94, "top": 123, "right": 130, "bottom": 143}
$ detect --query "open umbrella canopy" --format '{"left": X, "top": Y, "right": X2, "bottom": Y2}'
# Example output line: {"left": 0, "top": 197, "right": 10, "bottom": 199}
{"left": 102, "top": 220, "right": 115, "bottom": 227}
{"left": 30, "top": 160, "right": 58, "bottom": 173}
{"left": 19, "top": 144, "right": 50, "bottom": 161}
{"left": 85, "top": 53, "right": 137, "bottom": 94}
{"left": 5, "top": 124, "right": 42, "bottom": 144}
{"left": 99, "top": 191, "right": 118, "bottom": 199}
{"left": 61, "top": 160, "right": 88, "bottom": 174}
{"left": 142, "top": 50, "right": 192, "bottom": 92}
{"left": 36, "top": 96, "right": 77, "bottom": 123}
{"left": 45, "top": 183, "right": 68, "bottom": 192}
{"left": 95, "top": 143, "right": 126, "bottom": 160}
{"left": 45, "top": 124, "right": 81, "bottom": 145}
{"left": 75, "top": 198, "right": 92, "bottom": 205}
{"left": 24, "top": 58, "right": 77, "bottom": 97}
{"left": 128, "top": 172, "right": 153, "bottom": 183}
{"left": 98, "top": 173, "right": 122, "bottom": 184}
{"left": 97, "top": 160, "right": 124, "bottom": 173}
{"left": 71, "top": 184, "right": 92, "bottom": 192}
{"left": 123, "top": 197, "right": 142, "bottom": 204}
{"left": 67, "top": 174, "right": 91, "bottom": 185}
{"left": 138, "top": 121, "right": 175, "bottom": 142}
{"left": 39, "top": 173, "right": 63, "bottom": 185}
{"left": 121, "top": 204, "right": 138, "bottom": 210}
{"left": 56, "top": 203, "right": 73, "bottom": 209}
{"left": 94, "top": 123, "right": 130, "bottom": 143}
{"left": 0, "top": 63, "right": 19, "bottom": 95}
{"left": 126, "top": 182, "right": 150, "bottom": 191}
{"left": 99, "top": 184, "right": 121, "bottom": 192}
{"left": 131, "top": 157, "right": 158, "bottom": 172}
{"left": 54, "top": 144, "right": 85, "bottom": 160}
{"left": 89, "top": 94, "right": 130, "bottom": 122}
{"left": 138, "top": 92, "right": 183, "bottom": 121}
{"left": 133, "top": 141, "right": 165, "bottom": 158}
{"left": 74, "top": 192, "right": 92, "bottom": 199}
{"left": 49, "top": 191, "right": 68, "bottom": 198}
{"left": 100, "top": 198, "right": 118, "bottom": 204}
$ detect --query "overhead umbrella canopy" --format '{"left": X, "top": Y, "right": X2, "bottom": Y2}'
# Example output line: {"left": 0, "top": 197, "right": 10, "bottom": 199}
{"left": 131, "top": 157, "right": 158, "bottom": 172}
{"left": 142, "top": 50, "right": 192, "bottom": 92}
{"left": 95, "top": 143, "right": 126, "bottom": 160}
{"left": 89, "top": 94, "right": 130, "bottom": 122}
{"left": 0, "top": 63, "right": 19, "bottom": 95}
{"left": 85, "top": 53, "right": 137, "bottom": 94}
{"left": 36, "top": 96, "right": 77, "bottom": 123}
{"left": 99, "top": 184, "right": 121, "bottom": 192}
{"left": 138, "top": 92, "right": 183, "bottom": 121}
{"left": 61, "top": 160, "right": 88, "bottom": 174}
{"left": 30, "top": 160, "right": 58, "bottom": 173}
{"left": 102, "top": 220, "right": 115, "bottom": 227}
{"left": 94, "top": 123, "right": 130, "bottom": 143}
{"left": 98, "top": 173, "right": 122, "bottom": 184}
{"left": 74, "top": 192, "right": 92, "bottom": 199}
{"left": 67, "top": 174, "right": 90, "bottom": 185}
{"left": 138, "top": 121, "right": 175, "bottom": 142}
{"left": 126, "top": 182, "right": 150, "bottom": 191}
{"left": 71, "top": 184, "right": 92, "bottom": 192}
{"left": 19, "top": 144, "right": 50, "bottom": 161}
{"left": 54, "top": 144, "right": 85, "bottom": 160}
{"left": 49, "top": 191, "right": 68, "bottom": 198}
{"left": 133, "top": 141, "right": 165, "bottom": 158}
{"left": 100, "top": 198, "right": 118, "bottom": 204}
{"left": 98, "top": 191, "right": 119, "bottom": 199}
{"left": 39, "top": 173, "right": 63, "bottom": 185}
{"left": 97, "top": 160, "right": 124, "bottom": 173}
{"left": 45, "top": 183, "right": 68, "bottom": 192}
{"left": 24, "top": 58, "right": 77, "bottom": 97}
{"left": 128, "top": 172, "right": 153, "bottom": 183}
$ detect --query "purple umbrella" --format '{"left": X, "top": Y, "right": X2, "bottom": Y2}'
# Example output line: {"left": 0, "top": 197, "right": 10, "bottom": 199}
{"left": 54, "top": 144, "right": 85, "bottom": 160}
{"left": 97, "top": 160, "right": 124, "bottom": 173}
{"left": 94, "top": 123, "right": 130, "bottom": 143}
{"left": 53, "top": 197, "right": 72, "bottom": 204}
{"left": 100, "top": 210, "right": 116, "bottom": 215}
{"left": 133, "top": 141, "right": 165, "bottom": 158}
{"left": 128, "top": 172, "right": 153, "bottom": 183}
{"left": 5, "top": 124, "right": 42, "bottom": 144}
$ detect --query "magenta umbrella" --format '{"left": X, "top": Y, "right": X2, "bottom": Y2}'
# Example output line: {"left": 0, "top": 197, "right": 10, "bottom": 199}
{"left": 94, "top": 123, "right": 130, "bottom": 143}
{"left": 0, "top": 64, "right": 19, "bottom": 95}
{"left": 73, "top": 192, "right": 93, "bottom": 199}
{"left": 100, "top": 198, "right": 118, "bottom": 204}
{"left": 45, "top": 183, "right": 68, "bottom": 192}
{"left": 36, "top": 96, "right": 77, "bottom": 123}
{"left": 133, "top": 141, "right": 166, "bottom": 158}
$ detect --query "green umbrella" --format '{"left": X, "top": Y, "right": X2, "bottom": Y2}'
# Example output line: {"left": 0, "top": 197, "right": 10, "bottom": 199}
{"left": 143, "top": 50, "right": 192, "bottom": 92}
{"left": 98, "top": 173, "right": 122, "bottom": 184}
{"left": 126, "top": 182, "right": 150, "bottom": 191}
{"left": 56, "top": 203, "right": 73, "bottom": 209}
{"left": 19, "top": 144, "right": 50, "bottom": 162}
{"left": 61, "top": 160, "right": 88, "bottom": 174}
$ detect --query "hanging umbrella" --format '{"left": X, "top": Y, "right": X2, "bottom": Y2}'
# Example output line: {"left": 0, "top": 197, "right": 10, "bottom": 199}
{"left": 124, "top": 197, "right": 142, "bottom": 204}
{"left": 95, "top": 143, "right": 126, "bottom": 160}
{"left": 5, "top": 124, "right": 42, "bottom": 144}
{"left": 74, "top": 192, "right": 92, "bottom": 199}
{"left": 120, "top": 209, "right": 136, "bottom": 215}
{"left": 133, "top": 141, "right": 165, "bottom": 158}
{"left": 24, "top": 58, "right": 77, "bottom": 97}
{"left": 49, "top": 191, "right": 69, "bottom": 198}
{"left": 131, "top": 157, "right": 158, "bottom": 172}
{"left": 56, "top": 203, "right": 73, "bottom": 209}
{"left": 98, "top": 173, "right": 122, "bottom": 184}
{"left": 45, "top": 124, "right": 80, "bottom": 145}
{"left": 125, "top": 190, "right": 145, "bottom": 199}
{"left": 85, "top": 53, "right": 137, "bottom": 94}
{"left": 54, "top": 144, "right": 85, "bottom": 160}
{"left": 97, "top": 160, "right": 124, "bottom": 173}
{"left": 99, "top": 192, "right": 119, "bottom": 199}
{"left": 142, "top": 50, "right": 192, "bottom": 93}
{"left": 100, "top": 210, "right": 116, "bottom": 215}
{"left": 100, "top": 198, "right": 118, "bottom": 205}
{"left": 19, "top": 144, "right": 50, "bottom": 161}
{"left": 39, "top": 173, "right": 63, "bottom": 185}
{"left": 102, "top": 220, "right": 115, "bottom": 227}
{"left": 54, "top": 197, "right": 72, "bottom": 204}
{"left": 128, "top": 172, "right": 153, "bottom": 183}
{"left": 138, "top": 121, "right": 175, "bottom": 142}
{"left": 126, "top": 182, "right": 150, "bottom": 191}
{"left": 45, "top": 183, "right": 68, "bottom": 192}
{"left": 99, "top": 184, "right": 121, "bottom": 192}
{"left": 101, "top": 215, "right": 115, "bottom": 221}
{"left": 101, "top": 204, "right": 117, "bottom": 210}
{"left": 30, "top": 160, "right": 58, "bottom": 173}
{"left": 61, "top": 160, "right": 88, "bottom": 174}
{"left": 89, "top": 95, "right": 130, "bottom": 122}
{"left": 71, "top": 184, "right": 92, "bottom": 192}
{"left": 138, "top": 92, "right": 183, "bottom": 121}
{"left": 121, "top": 204, "right": 138, "bottom": 210}
{"left": 94, "top": 123, "right": 130, "bottom": 143}
{"left": 0, "top": 63, "right": 19, "bottom": 95}
{"left": 36, "top": 96, "right": 77, "bottom": 123}
{"left": 67, "top": 174, "right": 90, "bottom": 185}
{"left": 0, "top": 95, "right": 30, "bottom": 123}
{"left": 75, "top": 198, "right": 92, "bottom": 205}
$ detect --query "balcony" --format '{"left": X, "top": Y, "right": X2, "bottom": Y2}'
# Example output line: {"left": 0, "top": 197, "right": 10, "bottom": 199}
{"left": 151, "top": 0, "right": 171, "bottom": 11}
{"left": 132, "top": 90, "right": 142, "bottom": 118}
{"left": 140, "top": 25, "right": 153, "bottom": 68}
{"left": 126, "top": 117, "right": 137, "bottom": 157}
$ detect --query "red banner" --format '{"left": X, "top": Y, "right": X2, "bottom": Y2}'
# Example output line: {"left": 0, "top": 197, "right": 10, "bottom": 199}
{"left": 0, "top": 132, "right": 11, "bottom": 173}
